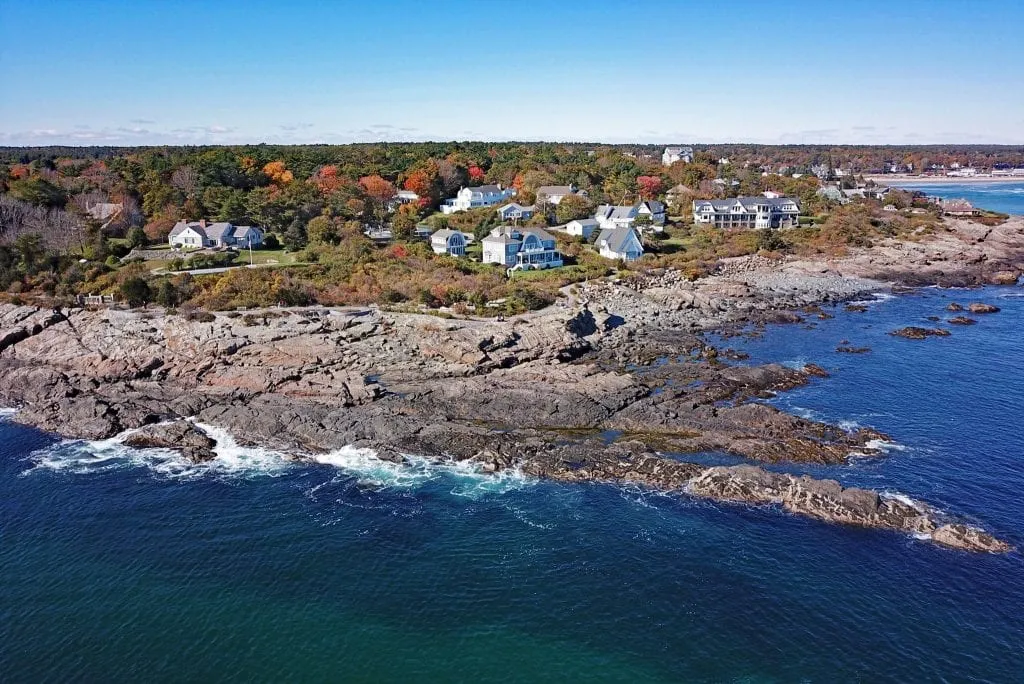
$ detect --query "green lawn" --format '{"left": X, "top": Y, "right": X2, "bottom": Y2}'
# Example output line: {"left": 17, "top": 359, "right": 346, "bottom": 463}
{"left": 238, "top": 249, "right": 298, "bottom": 266}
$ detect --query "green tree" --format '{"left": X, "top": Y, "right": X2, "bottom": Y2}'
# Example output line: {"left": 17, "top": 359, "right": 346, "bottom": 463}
{"left": 14, "top": 234, "right": 45, "bottom": 274}
{"left": 306, "top": 215, "right": 339, "bottom": 245}
{"left": 126, "top": 226, "right": 148, "bottom": 249}
{"left": 555, "top": 194, "right": 594, "bottom": 224}
{"left": 8, "top": 177, "right": 67, "bottom": 208}
{"left": 283, "top": 218, "right": 308, "bottom": 251}
{"left": 120, "top": 277, "right": 152, "bottom": 307}
{"left": 155, "top": 279, "right": 181, "bottom": 307}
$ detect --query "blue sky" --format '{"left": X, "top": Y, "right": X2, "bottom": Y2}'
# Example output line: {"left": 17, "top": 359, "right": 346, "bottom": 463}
{"left": 1, "top": 0, "right": 1022, "bottom": 146}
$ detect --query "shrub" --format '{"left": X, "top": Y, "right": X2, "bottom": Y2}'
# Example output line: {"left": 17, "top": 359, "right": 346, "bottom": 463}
{"left": 119, "top": 277, "right": 151, "bottom": 307}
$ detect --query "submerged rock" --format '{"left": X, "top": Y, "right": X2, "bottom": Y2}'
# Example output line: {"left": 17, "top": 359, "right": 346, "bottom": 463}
{"left": 948, "top": 316, "right": 977, "bottom": 325}
{"left": 836, "top": 346, "right": 871, "bottom": 354}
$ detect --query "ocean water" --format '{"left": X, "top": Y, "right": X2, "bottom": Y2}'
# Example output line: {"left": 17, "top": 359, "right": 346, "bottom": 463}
{"left": 885, "top": 181, "right": 1024, "bottom": 215}
{"left": 3, "top": 287, "right": 1024, "bottom": 682}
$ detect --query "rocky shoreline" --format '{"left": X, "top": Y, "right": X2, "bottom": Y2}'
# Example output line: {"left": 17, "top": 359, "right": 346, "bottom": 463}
{"left": 2, "top": 217, "right": 1022, "bottom": 553}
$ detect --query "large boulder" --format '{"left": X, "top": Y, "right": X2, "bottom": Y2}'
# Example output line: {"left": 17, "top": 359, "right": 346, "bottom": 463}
{"left": 123, "top": 421, "right": 217, "bottom": 463}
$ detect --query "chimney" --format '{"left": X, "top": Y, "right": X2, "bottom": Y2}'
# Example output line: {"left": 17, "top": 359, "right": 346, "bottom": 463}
{"left": 199, "top": 219, "right": 207, "bottom": 228}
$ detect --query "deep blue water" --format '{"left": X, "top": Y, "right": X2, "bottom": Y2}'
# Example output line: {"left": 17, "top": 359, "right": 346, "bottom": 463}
{"left": 886, "top": 181, "right": 1024, "bottom": 215}
{"left": 3, "top": 287, "right": 1024, "bottom": 682}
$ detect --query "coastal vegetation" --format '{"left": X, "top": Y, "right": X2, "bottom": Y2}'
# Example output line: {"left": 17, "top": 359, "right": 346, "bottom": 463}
{"left": 0, "top": 143, "right": 983, "bottom": 312}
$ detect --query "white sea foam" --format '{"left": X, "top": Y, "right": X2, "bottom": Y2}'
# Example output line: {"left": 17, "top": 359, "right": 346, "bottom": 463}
{"left": 0, "top": 407, "right": 17, "bottom": 419}
{"left": 312, "top": 448, "right": 532, "bottom": 497}
{"left": 881, "top": 491, "right": 928, "bottom": 513}
{"left": 23, "top": 418, "right": 532, "bottom": 495}
{"left": 849, "top": 291, "right": 896, "bottom": 306}
{"left": 865, "top": 438, "right": 907, "bottom": 452}
{"left": 23, "top": 421, "right": 293, "bottom": 480}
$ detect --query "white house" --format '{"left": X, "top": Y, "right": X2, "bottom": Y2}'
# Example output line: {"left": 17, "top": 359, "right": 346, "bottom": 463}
{"left": 482, "top": 226, "right": 563, "bottom": 270}
{"left": 692, "top": 197, "right": 800, "bottom": 229}
{"left": 662, "top": 146, "right": 693, "bottom": 166}
{"left": 440, "top": 184, "right": 515, "bottom": 214}
{"left": 496, "top": 202, "right": 535, "bottom": 222}
{"left": 535, "top": 185, "right": 585, "bottom": 206}
{"left": 430, "top": 229, "right": 467, "bottom": 256}
{"left": 594, "top": 204, "right": 638, "bottom": 231}
{"left": 565, "top": 218, "right": 599, "bottom": 239}
{"left": 635, "top": 200, "right": 666, "bottom": 230}
{"left": 597, "top": 226, "right": 644, "bottom": 262}
{"left": 168, "top": 220, "right": 264, "bottom": 249}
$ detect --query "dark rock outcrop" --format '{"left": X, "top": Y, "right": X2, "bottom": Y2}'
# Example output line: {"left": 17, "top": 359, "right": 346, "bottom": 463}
{"left": 123, "top": 421, "right": 217, "bottom": 463}
{"left": 890, "top": 327, "right": 951, "bottom": 339}
{"left": 968, "top": 302, "right": 1001, "bottom": 314}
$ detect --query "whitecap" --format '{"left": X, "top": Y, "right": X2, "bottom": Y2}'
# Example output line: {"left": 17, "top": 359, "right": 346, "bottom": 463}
{"left": 23, "top": 421, "right": 294, "bottom": 480}
{"left": 23, "top": 419, "right": 534, "bottom": 496}
{"left": 312, "top": 448, "right": 533, "bottom": 498}
{"left": 865, "top": 438, "right": 907, "bottom": 452}
{"left": 0, "top": 407, "right": 17, "bottom": 419}
{"left": 881, "top": 491, "right": 928, "bottom": 513}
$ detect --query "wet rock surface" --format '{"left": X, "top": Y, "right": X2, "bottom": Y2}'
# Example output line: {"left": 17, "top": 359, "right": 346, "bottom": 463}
{"left": 123, "top": 421, "right": 217, "bottom": 463}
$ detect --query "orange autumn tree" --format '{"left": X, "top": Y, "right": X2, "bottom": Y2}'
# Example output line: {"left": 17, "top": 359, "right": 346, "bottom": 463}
{"left": 359, "top": 175, "right": 396, "bottom": 203}
{"left": 358, "top": 175, "right": 395, "bottom": 224}
{"left": 312, "top": 165, "right": 344, "bottom": 195}
{"left": 403, "top": 163, "right": 438, "bottom": 201}
{"left": 263, "top": 161, "right": 294, "bottom": 185}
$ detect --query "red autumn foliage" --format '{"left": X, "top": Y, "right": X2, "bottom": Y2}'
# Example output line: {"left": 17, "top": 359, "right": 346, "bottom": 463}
{"left": 468, "top": 165, "right": 485, "bottom": 182}
{"left": 312, "top": 165, "right": 344, "bottom": 194}
{"left": 637, "top": 175, "right": 664, "bottom": 200}
{"left": 385, "top": 244, "right": 409, "bottom": 259}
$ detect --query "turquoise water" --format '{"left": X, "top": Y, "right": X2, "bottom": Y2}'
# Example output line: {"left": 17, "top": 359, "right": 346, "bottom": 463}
{"left": 886, "top": 181, "right": 1024, "bottom": 215}
{"left": 3, "top": 287, "right": 1024, "bottom": 682}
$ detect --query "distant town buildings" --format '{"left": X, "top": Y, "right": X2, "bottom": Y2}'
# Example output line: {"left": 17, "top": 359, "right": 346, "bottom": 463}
{"left": 662, "top": 146, "right": 693, "bottom": 166}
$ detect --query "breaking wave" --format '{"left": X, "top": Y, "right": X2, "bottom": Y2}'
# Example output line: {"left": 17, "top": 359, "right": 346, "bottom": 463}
{"left": 311, "top": 448, "right": 532, "bottom": 498}
{"left": 23, "top": 422, "right": 291, "bottom": 480}
{"left": 22, "top": 421, "right": 532, "bottom": 496}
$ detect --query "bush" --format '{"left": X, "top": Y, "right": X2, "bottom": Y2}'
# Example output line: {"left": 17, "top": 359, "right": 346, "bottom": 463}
{"left": 119, "top": 277, "right": 151, "bottom": 307}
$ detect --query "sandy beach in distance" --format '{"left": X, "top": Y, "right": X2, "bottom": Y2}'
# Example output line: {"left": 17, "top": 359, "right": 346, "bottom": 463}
{"left": 865, "top": 174, "right": 1024, "bottom": 185}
